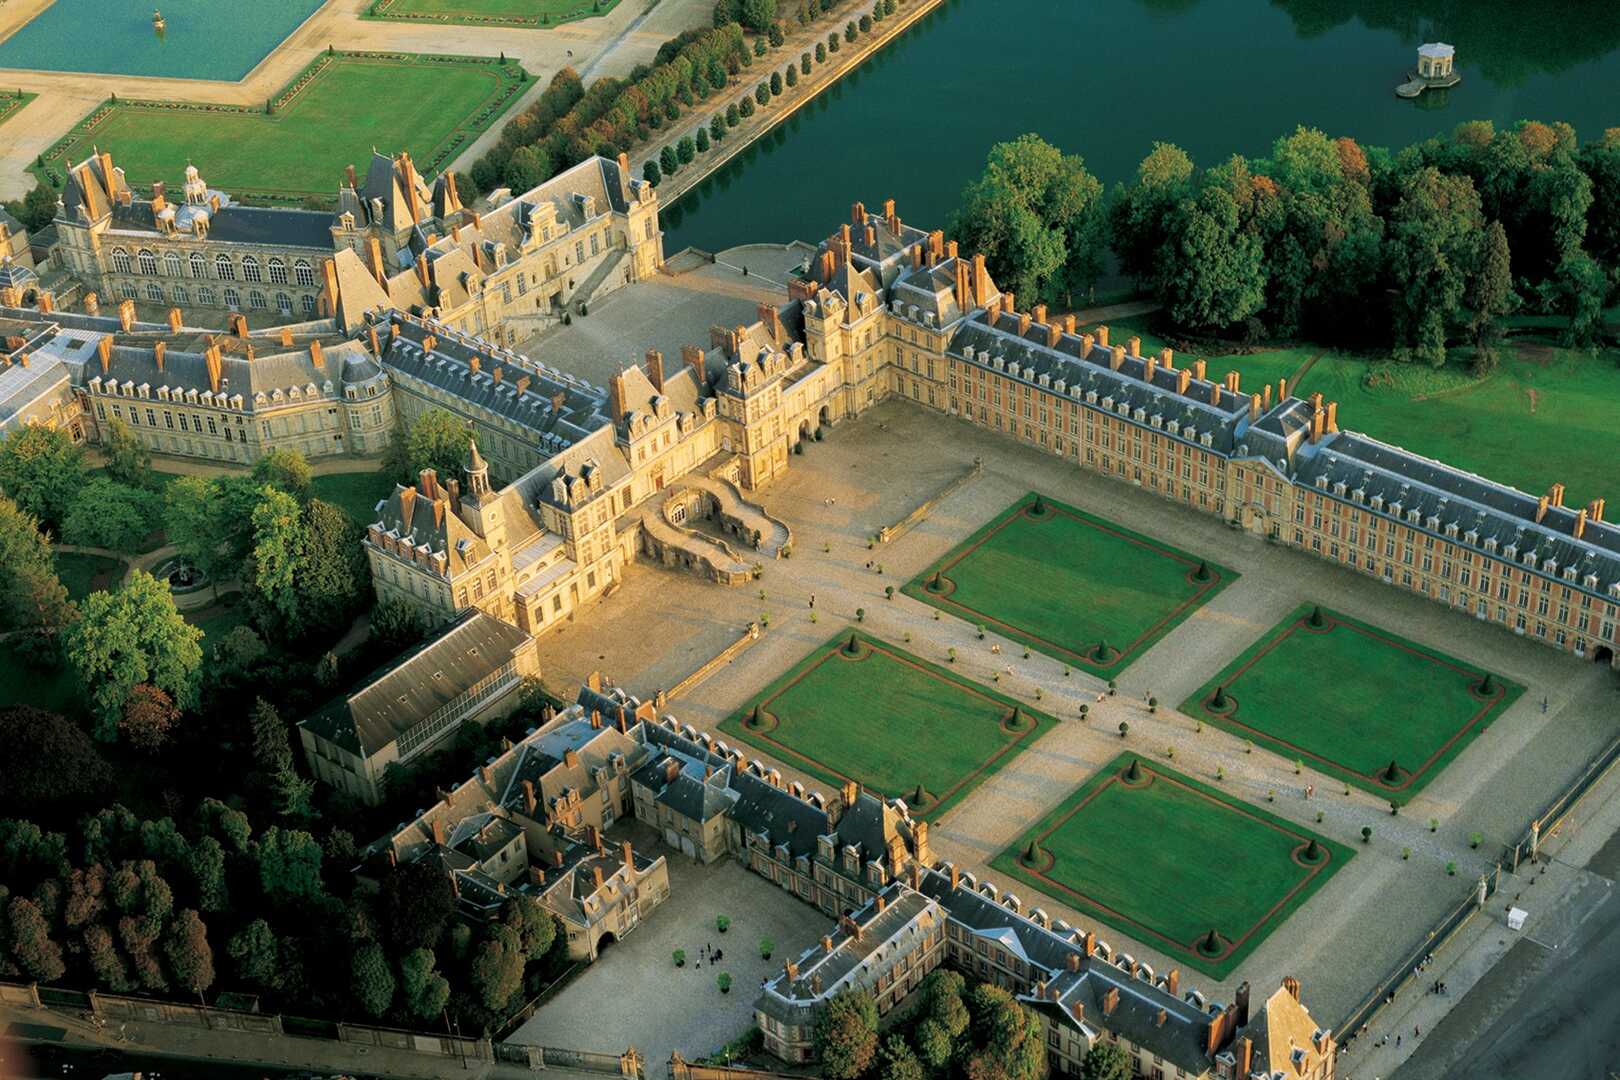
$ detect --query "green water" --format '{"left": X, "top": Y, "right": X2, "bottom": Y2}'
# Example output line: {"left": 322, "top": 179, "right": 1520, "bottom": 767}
{"left": 663, "top": 0, "right": 1620, "bottom": 252}
{"left": 0, "top": 0, "right": 325, "bottom": 81}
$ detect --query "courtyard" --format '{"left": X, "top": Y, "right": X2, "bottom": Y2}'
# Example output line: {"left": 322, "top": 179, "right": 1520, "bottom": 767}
{"left": 903, "top": 491, "right": 1233, "bottom": 677}
{"left": 991, "top": 754, "right": 1352, "bottom": 979}
{"left": 506, "top": 832, "right": 830, "bottom": 1066}
{"left": 719, "top": 628, "right": 1056, "bottom": 820}
{"left": 1181, "top": 604, "right": 1523, "bottom": 803}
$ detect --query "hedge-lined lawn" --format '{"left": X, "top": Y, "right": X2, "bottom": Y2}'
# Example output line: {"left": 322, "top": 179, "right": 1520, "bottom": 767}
{"left": 992, "top": 754, "right": 1352, "bottom": 979}
{"left": 370, "top": 0, "right": 618, "bottom": 23}
{"left": 1181, "top": 605, "right": 1521, "bottom": 803}
{"left": 719, "top": 629, "right": 1055, "bottom": 821}
{"left": 1291, "top": 341, "right": 1620, "bottom": 513}
{"left": 39, "top": 55, "right": 524, "bottom": 200}
{"left": 311, "top": 471, "right": 395, "bottom": 525}
{"left": 904, "top": 493, "right": 1233, "bottom": 678}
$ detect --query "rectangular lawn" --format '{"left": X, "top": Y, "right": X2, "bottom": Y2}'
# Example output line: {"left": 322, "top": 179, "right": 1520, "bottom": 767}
{"left": 904, "top": 493, "right": 1233, "bottom": 677}
{"left": 38, "top": 53, "right": 524, "bottom": 201}
{"left": 371, "top": 0, "right": 620, "bottom": 24}
{"left": 719, "top": 629, "right": 1054, "bottom": 821}
{"left": 992, "top": 754, "right": 1352, "bottom": 979}
{"left": 1180, "top": 605, "right": 1522, "bottom": 803}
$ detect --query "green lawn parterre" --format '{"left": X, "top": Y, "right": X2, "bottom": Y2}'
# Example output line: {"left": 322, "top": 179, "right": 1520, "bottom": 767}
{"left": 0, "top": 92, "right": 36, "bottom": 128}
{"left": 34, "top": 53, "right": 526, "bottom": 202}
{"left": 991, "top": 754, "right": 1354, "bottom": 979}
{"left": 366, "top": 0, "right": 619, "bottom": 26}
{"left": 719, "top": 629, "right": 1056, "bottom": 821}
{"left": 310, "top": 471, "right": 396, "bottom": 526}
{"left": 903, "top": 493, "right": 1234, "bottom": 678}
{"left": 1180, "top": 604, "right": 1522, "bottom": 803}
{"left": 55, "top": 552, "right": 126, "bottom": 601}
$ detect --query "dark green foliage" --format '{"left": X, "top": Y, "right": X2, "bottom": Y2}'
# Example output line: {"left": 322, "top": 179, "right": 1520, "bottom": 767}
{"left": 814, "top": 989, "right": 878, "bottom": 1079}
{"left": 677, "top": 135, "right": 696, "bottom": 163}
{"left": 0, "top": 706, "right": 112, "bottom": 815}
{"left": 1080, "top": 1040, "right": 1132, "bottom": 1080}
{"left": 643, "top": 159, "right": 662, "bottom": 186}
{"left": 381, "top": 859, "right": 457, "bottom": 953}
{"left": 695, "top": 126, "right": 710, "bottom": 153}
{"left": 0, "top": 423, "right": 84, "bottom": 530}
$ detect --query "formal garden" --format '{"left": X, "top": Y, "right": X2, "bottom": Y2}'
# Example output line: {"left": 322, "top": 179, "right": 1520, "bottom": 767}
{"left": 991, "top": 754, "right": 1353, "bottom": 979}
{"left": 903, "top": 493, "right": 1233, "bottom": 678}
{"left": 719, "top": 628, "right": 1055, "bottom": 821}
{"left": 1181, "top": 604, "right": 1522, "bottom": 803}
{"left": 31, "top": 52, "right": 527, "bottom": 203}
{"left": 365, "top": 0, "right": 619, "bottom": 26}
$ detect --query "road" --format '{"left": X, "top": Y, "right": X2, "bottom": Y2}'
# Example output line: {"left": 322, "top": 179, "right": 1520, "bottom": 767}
{"left": 1393, "top": 820, "right": 1620, "bottom": 1080}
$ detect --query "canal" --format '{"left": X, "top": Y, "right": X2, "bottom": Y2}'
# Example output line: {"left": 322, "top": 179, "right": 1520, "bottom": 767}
{"left": 662, "top": 0, "right": 1620, "bottom": 253}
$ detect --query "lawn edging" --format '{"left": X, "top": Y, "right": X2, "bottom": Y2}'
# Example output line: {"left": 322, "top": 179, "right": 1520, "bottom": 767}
{"left": 718, "top": 626, "right": 1057, "bottom": 822}
{"left": 990, "top": 752, "right": 1355, "bottom": 980}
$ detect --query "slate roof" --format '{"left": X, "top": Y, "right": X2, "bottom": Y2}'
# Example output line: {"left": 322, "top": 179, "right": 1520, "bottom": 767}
{"left": 0, "top": 352, "right": 72, "bottom": 431}
{"left": 301, "top": 610, "right": 531, "bottom": 757}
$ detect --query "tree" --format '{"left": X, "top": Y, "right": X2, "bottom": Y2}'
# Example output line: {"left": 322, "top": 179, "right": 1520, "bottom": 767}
{"left": 695, "top": 126, "right": 710, "bottom": 153}
{"left": 163, "top": 908, "right": 215, "bottom": 993}
{"left": 212, "top": 624, "right": 268, "bottom": 680}
{"left": 188, "top": 836, "right": 229, "bottom": 913}
{"left": 1079, "top": 1041, "right": 1131, "bottom": 1080}
{"left": 710, "top": 115, "right": 726, "bottom": 143}
{"left": 468, "top": 928, "right": 524, "bottom": 1012}
{"left": 97, "top": 416, "right": 153, "bottom": 489}
{"left": 1110, "top": 142, "right": 1195, "bottom": 288}
{"left": 84, "top": 924, "right": 133, "bottom": 991}
{"left": 1467, "top": 219, "right": 1514, "bottom": 362}
{"left": 256, "top": 827, "right": 325, "bottom": 906}
{"left": 351, "top": 941, "right": 396, "bottom": 1018}
{"left": 814, "top": 989, "right": 878, "bottom": 1079}
{"left": 66, "top": 570, "right": 203, "bottom": 740}
{"left": 1385, "top": 166, "right": 1488, "bottom": 367}
{"left": 952, "top": 134, "right": 1108, "bottom": 306}
{"left": 120, "top": 683, "right": 180, "bottom": 752}
{"left": 660, "top": 144, "right": 680, "bottom": 176}
{"left": 1161, "top": 177, "right": 1268, "bottom": 331}
{"left": 0, "top": 497, "right": 71, "bottom": 635}
{"left": 251, "top": 449, "right": 313, "bottom": 500}
{"left": 399, "top": 947, "right": 451, "bottom": 1020}
{"left": 61, "top": 477, "right": 158, "bottom": 553}
{"left": 876, "top": 1034, "right": 925, "bottom": 1080}
{"left": 5, "top": 183, "right": 59, "bottom": 232}
{"left": 914, "top": 1018, "right": 953, "bottom": 1071}
{"left": 786, "top": 63, "right": 798, "bottom": 87}
{"left": 739, "top": 94, "right": 755, "bottom": 118}
{"left": 739, "top": 0, "right": 776, "bottom": 31}
{"left": 504, "top": 145, "right": 554, "bottom": 194}
{"left": 164, "top": 476, "right": 233, "bottom": 596}
{"left": 755, "top": 82, "right": 770, "bottom": 105}
{"left": 502, "top": 895, "right": 557, "bottom": 961}
{"left": 370, "top": 597, "right": 430, "bottom": 654}
{"left": 398, "top": 409, "right": 473, "bottom": 486}
{"left": 0, "top": 705, "right": 111, "bottom": 814}
{"left": 247, "top": 485, "right": 304, "bottom": 633}
{"left": 816, "top": 41, "right": 826, "bottom": 63}
{"left": 292, "top": 499, "right": 366, "bottom": 637}
{"left": 769, "top": 71, "right": 783, "bottom": 96}
{"left": 643, "top": 159, "right": 662, "bottom": 186}
{"left": 726, "top": 102, "right": 740, "bottom": 126}
{"left": 226, "top": 918, "right": 279, "bottom": 986}
{"left": 0, "top": 423, "right": 85, "bottom": 530}
{"left": 6, "top": 895, "right": 66, "bottom": 982}
{"left": 381, "top": 859, "right": 457, "bottom": 953}
{"left": 678, "top": 135, "right": 696, "bottom": 164}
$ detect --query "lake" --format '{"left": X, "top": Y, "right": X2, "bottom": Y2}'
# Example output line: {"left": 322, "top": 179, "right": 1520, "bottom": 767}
{"left": 0, "top": 0, "right": 326, "bottom": 81}
{"left": 662, "top": 0, "right": 1620, "bottom": 252}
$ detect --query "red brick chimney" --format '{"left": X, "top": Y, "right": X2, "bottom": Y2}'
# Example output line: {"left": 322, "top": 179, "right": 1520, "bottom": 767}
{"left": 645, "top": 349, "right": 664, "bottom": 393}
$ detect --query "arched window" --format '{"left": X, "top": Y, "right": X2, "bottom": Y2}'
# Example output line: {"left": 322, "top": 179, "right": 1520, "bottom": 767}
{"left": 215, "top": 255, "right": 236, "bottom": 281}
{"left": 241, "top": 255, "right": 261, "bottom": 283}
{"left": 267, "top": 258, "right": 288, "bottom": 285}
{"left": 248, "top": 290, "right": 266, "bottom": 310}
{"left": 118, "top": 284, "right": 136, "bottom": 300}
{"left": 223, "top": 287, "right": 240, "bottom": 309}
{"left": 197, "top": 286, "right": 217, "bottom": 306}
{"left": 145, "top": 283, "right": 164, "bottom": 302}
{"left": 111, "top": 248, "right": 132, "bottom": 274}
{"left": 172, "top": 285, "right": 189, "bottom": 305}
{"left": 300, "top": 294, "right": 317, "bottom": 316}
{"left": 137, "top": 250, "right": 158, "bottom": 275}
{"left": 190, "top": 252, "right": 207, "bottom": 279}
{"left": 293, "top": 259, "right": 314, "bottom": 287}
{"left": 276, "top": 293, "right": 293, "bottom": 316}
{"left": 163, "top": 252, "right": 183, "bottom": 277}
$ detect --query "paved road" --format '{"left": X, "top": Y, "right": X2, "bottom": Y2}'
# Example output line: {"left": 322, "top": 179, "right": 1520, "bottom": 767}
{"left": 1393, "top": 822, "right": 1620, "bottom": 1080}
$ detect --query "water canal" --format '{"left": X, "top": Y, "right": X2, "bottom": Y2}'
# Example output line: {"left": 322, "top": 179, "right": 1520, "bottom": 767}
{"left": 662, "top": 0, "right": 1620, "bottom": 252}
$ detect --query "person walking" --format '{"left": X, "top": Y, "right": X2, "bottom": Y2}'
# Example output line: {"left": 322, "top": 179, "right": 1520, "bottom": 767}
{"left": 809, "top": 594, "right": 815, "bottom": 609}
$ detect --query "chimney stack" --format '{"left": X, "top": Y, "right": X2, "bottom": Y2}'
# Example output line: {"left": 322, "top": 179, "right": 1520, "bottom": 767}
{"left": 1281, "top": 975, "right": 1299, "bottom": 1002}
{"left": 645, "top": 349, "right": 664, "bottom": 392}
{"left": 522, "top": 779, "right": 537, "bottom": 815}
{"left": 1095, "top": 324, "right": 1109, "bottom": 348}
{"left": 152, "top": 341, "right": 165, "bottom": 372}
{"left": 592, "top": 865, "right": 604, "bottom": 891}
{"left": 622, "top": 840, "right": 634, "bottom": 869}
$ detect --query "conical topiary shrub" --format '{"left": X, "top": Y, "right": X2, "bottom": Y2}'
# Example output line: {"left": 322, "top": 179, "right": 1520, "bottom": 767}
{"left": 1304, "top": 838, "right": 1321, "bottom": 862}
{"left": 1092, "top": 640, "right": 1112, "bottom": 663}
{"left": 1009, "top": 707, "right": 1025, "bottom": 729}
{"left": 1032, "top": 494, "right": 1046, "bottom": 514}
{"left": 1198, "top": 928, "right": 1221, "bottom": 956}
{"left": 1478, "top": 672, "right": 1496, "bottom": 695}
{"left": 912, "top": 784, "right": 930, "bottom": 807}
{"left": 748, "top": 704, "right": 763, "bottom": 728}
{"left": 1125, "top": 757, "right": 1142, "bottom": 782}
{"left": 1193, "top": 559, "right": 1211, "bottom": 582}
{"left": 1211, "top": 684, "right": 1229, "bottom": 709}
{"left": 1308, "top": 605, "right": 1327, "bottom": 629}
{"left": 1022, "top": 839, "right": 1044, "bottom": 865}
{"left": 1383, "top": 759, "right": 1400, "bottom": 783}
{"left": 929, "top": 571, "right": 942, "bottom": 591}
{"left": 845, "top": 633, "right": 860, "bottom": 656}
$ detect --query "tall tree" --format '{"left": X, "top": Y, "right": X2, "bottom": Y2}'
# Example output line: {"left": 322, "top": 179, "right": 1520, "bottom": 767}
{"left": 247, "top": 485, "right": 305, "bottom": 633}
{"left": 1110, "top": 142, "right": 1194, "bottom": 287}
{"left": 65, "top": 571, "right": 203, "bottom": 740}
{"left": 397, "top": 409, "right": 473, "bottom": 486}
{"left": 1578, "top": 128, "right": 1620, "bottom": 279}
{"left": 99, "top": 417, "right": 153, "bottom": 488}
{"left": 381, "top": 860, "right": 457, "bottom": 953}
{"left": 226, "top": 918, "right": 279, "bottom": 987}
{"left": 119, "top": 683, "right": 181, "bottom": 752}
{"left": 399, "top": 947, "right": 451, "bottom": 1021}
{"left": 1465, "top": 219, "right": 1515, "bottom": 370}
{"left": 255, "top": 827, "right": 325, "bottom": 907}
{"left": 60, "top": 477, "right": 159, "bottom": 554}
{"left": 1385, "top": 166, "right": 1489, "bottom": 367}
{"left": 0, "top": 424, "right": 85, "bottom": 531}
{"left": 814, "top": 989, "right": 879, "bottom": 1079}
{"left": 0, "top": 705, "right": 111, "bottom": 814}
{"left": 251, "top": 449, "right": 313, "bottom": 500}
{"left": 294, "top": 499, "right": 366, "bottom": 636}
{"left": 162, "top": 908, "right": 216, "bottom": 994}
{"left": 5, "top": 895, "right": 66, "bottom": 982}
{"left": 876, "top": 1034, "right": 925, "bottom": 1080}
{"left": 0, "top": 497, "right": 72, "bottom": 634}
{"left": 1079, "top": 1041, "right": 1131, "bottom": 1080}
{"left": 467, "top": 927, "right": 525, "bottom": 1012}
{"left": 1161, "top": 177, "right": 1268, "bottom": 331}
{"left": 350, "top": 941, "right": 396, "bottom": 1019}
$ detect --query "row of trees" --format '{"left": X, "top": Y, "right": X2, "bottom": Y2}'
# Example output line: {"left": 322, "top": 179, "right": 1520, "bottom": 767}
{"left": 646, "top": 1, "right": 895, "bottom": 188}
{"left": 952, "top": 123, "right": 1620, "bottom": 369}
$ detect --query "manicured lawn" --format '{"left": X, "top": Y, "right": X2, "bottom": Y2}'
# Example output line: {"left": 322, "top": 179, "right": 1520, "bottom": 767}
{"left": 369, "top": 0, "right": 619, "bottom": 24}
{"left": 55, "top": 552, "right": 126, "bottom": 601}
{"left": 1073, "top": 316, "right": 1313, "bottom": 397}
{"left": 1291, "top": 339, "right": 1620, "bottom": 512}
{"left": 188, "top": 598, "right": 252, "bottom": 645}
{"left": 1180, "top": 605, "right": 1522, "bottom": 803}
{"left": 719, "top": 629, "right": 1055, "bottom": 821}
{"left": 903, "top": 493, "right": 1234, "bottom": 677}
{"left": 0, "top": 642, "right": 82, "bottom": 713}
{"left": 38, "top": 54, "right": 525, "bottom": 201}
{"left": 0, "top": 92, "right": 36, "bottom": 128}
{"left": 991, "top": 754, "right": 1353, "bottom": 979}
{"left": 311, "top": 471, "right": 395, "bottom": 525}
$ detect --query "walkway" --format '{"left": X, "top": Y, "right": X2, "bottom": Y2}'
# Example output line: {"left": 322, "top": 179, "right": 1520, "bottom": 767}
{"left": 639, "top": 499, "right": 752, "bottom": 580}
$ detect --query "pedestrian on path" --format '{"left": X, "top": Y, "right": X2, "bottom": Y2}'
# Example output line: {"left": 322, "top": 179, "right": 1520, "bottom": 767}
{"left": 809, "top": 594, "right": 815, "bottom": 609}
